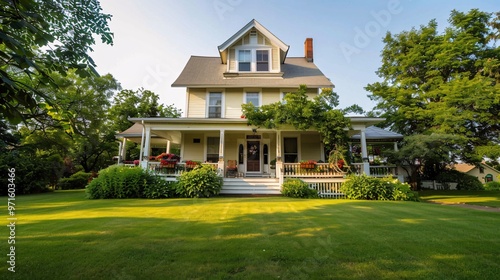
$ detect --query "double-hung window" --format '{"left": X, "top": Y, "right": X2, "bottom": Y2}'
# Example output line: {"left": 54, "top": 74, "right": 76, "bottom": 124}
{"left": 208, "top": 92, "right": 222, "bottom": 118}
{"left": 246, "top": 92, "right": 260, "bottom": 107}
{"left": 238, "top": 49, "right": 270, "bottom": 72}
{"left": 256, "top": 50, "right": 269, "bottom": 71}
{"left": 283, "top": 137, "right": 298, "bottom": 163}
{"left": 238, "top": 50, "right": 251, "bottom": 71}
{"left": 206, "top": 137, "right": 220, "bottom": 163}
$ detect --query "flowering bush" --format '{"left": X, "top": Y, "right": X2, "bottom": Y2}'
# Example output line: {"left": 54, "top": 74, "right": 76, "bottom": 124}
{"left": 155, "top": 153, "right": 180, "bottom": 161}
{"left": 300, "top": 160, "right": 317, "bottom": 169}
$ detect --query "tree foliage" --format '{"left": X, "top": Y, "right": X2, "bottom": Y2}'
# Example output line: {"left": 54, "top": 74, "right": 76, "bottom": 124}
{"left": 385, "top": 134, "right": 466, "bottom": 189}
{"left": 0, "top": 0, "right": 113, "bottom": 123}
{"left": 366, "top": 9, "right": 500, "bottom": 162}
{"left": 242, "top": 85, "right": 351, "bottom": 151}
{"left": 109, "top": 88, "right": 182, "bottom": 133}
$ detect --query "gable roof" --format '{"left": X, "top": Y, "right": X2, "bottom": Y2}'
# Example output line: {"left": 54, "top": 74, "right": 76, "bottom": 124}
{"left": 171, "top": 56, "right": 334, "bottom": 88}
{"left": 454, "top": 162, "right": 500, "bottom": 174}
{"left": 453, "top": 163, "right": 476, "bottom": 173}
{"left": 218, "top": 19, "right": 290, "bottom": 64}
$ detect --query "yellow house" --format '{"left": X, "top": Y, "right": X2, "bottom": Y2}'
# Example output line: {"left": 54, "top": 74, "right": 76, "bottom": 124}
{"left": 117, "top": 19, "right": 390, "bottom": 195}
{"left": 454, "top": 162, "right": 500, "bottom": 183}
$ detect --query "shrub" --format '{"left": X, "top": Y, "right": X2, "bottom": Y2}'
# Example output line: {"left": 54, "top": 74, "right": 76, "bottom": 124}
{"left": 143, "top": 178, "right": 176, "bottom": 199}
{"left": 436, "top": 170, "right": 484, "bottom": 190}
{"left": 340, "top": 174, "right": 419, "bottom": 201}
{"left": 57, "top": 171, "right": 92, "bottom": 190}
{"left": 484, "top": 181, "right": 500, "bottom": 191}
{"left": 175, "top": 165, "right": 223, "bottom": 198}
{"left": 281, "top": 179, "right": 318, "bottom": 198}
{"left": 86, "top": 166, "right": 174, "bottom": 199}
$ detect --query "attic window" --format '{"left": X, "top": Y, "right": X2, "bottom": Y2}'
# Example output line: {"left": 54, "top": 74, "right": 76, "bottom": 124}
{"left": 250, "top": 30, "right": 257, "bottom": 44}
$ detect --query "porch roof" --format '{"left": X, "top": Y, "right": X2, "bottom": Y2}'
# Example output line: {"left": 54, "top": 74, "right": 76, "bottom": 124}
{"left": 350, "top": 126, "right": 403, "bottom": 142}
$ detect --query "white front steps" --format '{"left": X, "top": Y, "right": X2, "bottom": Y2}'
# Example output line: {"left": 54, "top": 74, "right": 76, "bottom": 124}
{"left": 220, "top": 178, "right": 281, "bottom": 195}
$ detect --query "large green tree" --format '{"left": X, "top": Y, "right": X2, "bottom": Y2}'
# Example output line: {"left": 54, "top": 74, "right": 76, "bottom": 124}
{"left": 109, "top": 88, "right": 182, "bottom": 133}
{"left": 366, "top": 9, "right": 500, "bottom": 162}
{"left": 242, "top": 85, "right": 353, "bottom": 155}
{"left": 21, "top": 71, "right": 120, "bottom": 173}
{"left": 0, "top": 0, "right": 113, "bottom": 123}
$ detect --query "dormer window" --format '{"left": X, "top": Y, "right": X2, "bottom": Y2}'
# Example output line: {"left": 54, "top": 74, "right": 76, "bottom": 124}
{"left": 256, "top": 50, "right": 269, "bottom": 71}
{"left": 237, "top": 49, "right": 270, "bottom": 72}
{"left": 238, "top": 50, "right": 251, "bottom": 71}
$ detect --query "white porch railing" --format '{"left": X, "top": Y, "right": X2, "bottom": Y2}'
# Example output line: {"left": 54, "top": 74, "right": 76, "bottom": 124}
{"left": 350, "top": 163, "right": 398, "bottom": 177}
{"left": 282, "top": 163, "right": 346, "bottom": 178}
{"left": 303, "top": 178, "right": 345, "bottom": 199}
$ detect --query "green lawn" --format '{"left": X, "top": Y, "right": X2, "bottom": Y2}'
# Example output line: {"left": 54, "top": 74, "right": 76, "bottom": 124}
{"left": 419, "top": 190, "right": 500, "bottom": 208}
{"left": 2, "top": 190, "right": 499, "bottom": 279}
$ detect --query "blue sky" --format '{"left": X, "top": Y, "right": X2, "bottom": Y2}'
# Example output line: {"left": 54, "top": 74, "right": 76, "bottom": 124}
{"left": 91, "top": 0, "right": 499, "bottom": 115}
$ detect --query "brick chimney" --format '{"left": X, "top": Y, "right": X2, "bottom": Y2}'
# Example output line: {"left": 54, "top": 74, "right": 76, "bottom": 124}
{"left": 304, "top": 38, "right": 313, "bottom": 62}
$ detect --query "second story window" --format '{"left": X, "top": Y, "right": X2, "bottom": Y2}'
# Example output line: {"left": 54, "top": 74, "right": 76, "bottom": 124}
{"left": 238, "top": 50, "right": 251, "bottom": 71}
{"left": 256, "top": 50, "right": 269, "bottom": 71}
{"left": 208, "top": 92, "right": 222, "bottom": 118}
{"left": 246, "top": 92, "right": 260, "bottom": 106}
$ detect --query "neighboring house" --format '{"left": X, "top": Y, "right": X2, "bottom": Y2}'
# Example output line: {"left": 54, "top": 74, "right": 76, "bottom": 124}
{"left": 116, "top": 19, "right": 396, "bottom": 194}
{"left": 453, "top": 162, "right": 500, "bottom": 183}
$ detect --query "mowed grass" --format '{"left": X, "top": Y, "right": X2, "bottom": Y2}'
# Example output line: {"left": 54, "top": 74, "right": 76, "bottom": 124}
{"left": 2, "top": 190, "right": 499, "bottom": 280}
{"left": 420, "top": 190, "right": 500, "bottom": 208}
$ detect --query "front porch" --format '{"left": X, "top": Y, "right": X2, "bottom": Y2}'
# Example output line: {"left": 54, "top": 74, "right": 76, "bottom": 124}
{"left": 116, "top": 118, "right": 404, "bottom": 195}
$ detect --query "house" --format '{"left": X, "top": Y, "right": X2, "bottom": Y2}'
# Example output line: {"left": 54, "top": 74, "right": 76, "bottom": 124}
{"left": 453, "top": 162, "right": 500, "bottom": 183}
{"left": 116, "top": 19, "right": 395, "bottom": 195}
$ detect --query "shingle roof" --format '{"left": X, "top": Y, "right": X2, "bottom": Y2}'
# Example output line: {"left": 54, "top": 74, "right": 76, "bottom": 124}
{"left": 171, "top": 56, "right": 334, "bottom": 88}
{"left": 453, "top": 163, "right": 476, "bottom": 173}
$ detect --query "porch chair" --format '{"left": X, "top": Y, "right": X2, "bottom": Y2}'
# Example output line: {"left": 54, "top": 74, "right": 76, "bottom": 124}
{"left": 226, "top": 160, "right": 238, "bottom": 178}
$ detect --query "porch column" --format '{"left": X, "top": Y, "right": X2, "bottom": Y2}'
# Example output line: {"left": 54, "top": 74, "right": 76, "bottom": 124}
{"left": 180, "top": 132, "right": 184, "bottom": 161}
{"left": 394, "top": 141, "right": 399, "bottom": 152}
{"left": 276, "top": 130, "right": 283, "bottom": 184}
{"left": 122, "top": 138, "right": 127, "bottom": 162}
{"left": 117, "top": 141, "right": 123, "bottom": 164}
{"left": 166, "top": 140, "right": 171, "bottom": 154}
{"left": 218, "top": 129, "right": 225, "bottom": 171}
{"left": 360, "top": 129, "right": 370, "bottom": 175}
{"left": 139, "top": 123, "right": 145, "bottom": 162}
{"left": 141, "top": 126, "right": 151, "bottom": 169}
{"left": 144, "top": 126, "right": 151, "bottom": 158}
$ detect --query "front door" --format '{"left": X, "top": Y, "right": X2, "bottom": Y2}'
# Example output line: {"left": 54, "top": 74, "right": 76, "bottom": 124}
{"left": 246, "top": 140, "right": 260, "bottom": 172}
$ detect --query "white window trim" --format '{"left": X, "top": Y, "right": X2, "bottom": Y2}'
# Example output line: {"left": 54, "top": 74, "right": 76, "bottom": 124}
{"left": 205, "top": 135, "right": 220, "bottom": 163}
{"left": 206, "top": 90, "right": 225, "bottom": 118}
{"left": 235, "top": 47, "right": 272, "bottom": 72}
{"left": 282, "top": 134, "right": 301, "bottom": 163}
{"left": 243, "top": 91, "right": 262, "bottom": 107}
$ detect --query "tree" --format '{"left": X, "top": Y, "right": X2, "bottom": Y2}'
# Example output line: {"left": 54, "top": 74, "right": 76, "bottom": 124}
{"left": 20, "top": 71, "right": 120, "bottom": 173}
{"left": 109, "top": 88, "right": 182, "bottom": 133}
{"left": 0, "top": 0, "right": 113, "bottom": 123}
{"left": 385, "top": 134, "right": 466, "bottom": 189}
{"left": 242, "top": 85, "right": 351, "bottom": 154}
{"left": 366, "top": 9, "right": 500, "bottom": 163}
